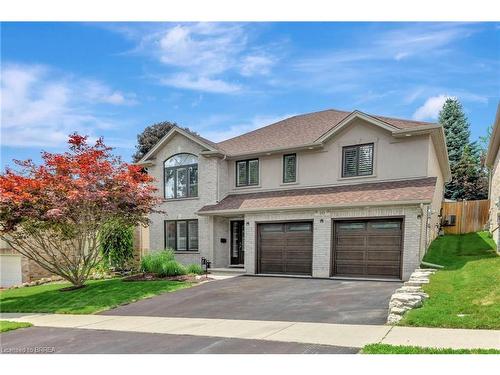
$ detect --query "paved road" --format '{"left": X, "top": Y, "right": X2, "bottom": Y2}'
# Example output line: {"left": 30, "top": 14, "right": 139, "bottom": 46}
{"left": 0, "top": 326, "right": 358, "bottom": 354}
{"left": 102, "top": 276, "right": 400, "bottom": 325}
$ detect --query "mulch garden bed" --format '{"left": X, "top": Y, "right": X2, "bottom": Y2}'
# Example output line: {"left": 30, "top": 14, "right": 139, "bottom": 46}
{"left": 123, "top": 273, "right": 213, "bottom": 283}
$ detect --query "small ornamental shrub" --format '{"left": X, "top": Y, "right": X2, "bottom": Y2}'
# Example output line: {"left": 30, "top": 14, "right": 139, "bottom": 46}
{"left": 162, "top": 261, "right": 187, "bottom": 277}
{"left": 186, "top": 264, "right": 204, "bottom": 275}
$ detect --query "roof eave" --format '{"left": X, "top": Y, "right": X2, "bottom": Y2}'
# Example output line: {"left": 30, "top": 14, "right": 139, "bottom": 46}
{"left": 197, "top": 199, "right": 432, "bottom": 216}
{"left": 223, "top": 142, "right": 323, "bottom": 159}
{"left": 485, "top": 103, "right": 500, "bottom": 167}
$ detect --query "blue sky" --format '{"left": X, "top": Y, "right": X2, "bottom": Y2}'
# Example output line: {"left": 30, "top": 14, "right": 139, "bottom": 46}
{"left": 1, "top": 22, "right": 499, "bottom": 168}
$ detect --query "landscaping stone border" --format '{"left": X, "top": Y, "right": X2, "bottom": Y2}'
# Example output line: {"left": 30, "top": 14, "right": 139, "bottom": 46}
{"left": 387, "top": 268, "right": 437, "bottom": 324}
{"left": 8, "top": 273, "right": 115, "bottom": 289}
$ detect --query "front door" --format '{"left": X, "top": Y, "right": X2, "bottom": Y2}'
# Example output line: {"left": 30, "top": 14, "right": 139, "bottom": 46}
{"left": 230, "top": 220, "right": 245, "bottom": 266}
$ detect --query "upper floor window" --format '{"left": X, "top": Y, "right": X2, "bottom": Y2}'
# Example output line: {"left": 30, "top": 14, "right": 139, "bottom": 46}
{"left": 236, "top": 159, "right": 259, "bottom": 187}
{"left": 283, "top": 153, "right": 297, "bottom": 183}
{"left": 164, "top": 153, "right": 198, "bottom": 199}
{"left": 342, "top": 143, "right": 374, "bottom": 178}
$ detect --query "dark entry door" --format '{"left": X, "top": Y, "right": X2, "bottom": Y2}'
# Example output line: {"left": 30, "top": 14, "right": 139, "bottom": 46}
{"left": 230, "top": 220, "right": 245, "bottom": 265}
{"left": 257, "top": 222, "right": 313, "bottom": 275}
{"left": 332, "top": 218, "right": 403, "bottom": 279}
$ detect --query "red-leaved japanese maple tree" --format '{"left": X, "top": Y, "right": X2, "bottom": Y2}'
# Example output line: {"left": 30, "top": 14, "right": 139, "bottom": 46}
{"left": 0, "top": 134, "right": 159, "bottom": 289}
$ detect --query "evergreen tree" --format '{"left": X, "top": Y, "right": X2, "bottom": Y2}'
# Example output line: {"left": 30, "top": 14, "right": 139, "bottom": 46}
{"left": 453, "top": 145, "right": 488, "bottom": 200}
{"left": 439, "top": 98, "right": 471, "bottom": 166}
{"left": 438, "top": 98, "right": 488, "bottom": 200}
{"left": 439, "top": 98, "right": 471, "bottom": 199}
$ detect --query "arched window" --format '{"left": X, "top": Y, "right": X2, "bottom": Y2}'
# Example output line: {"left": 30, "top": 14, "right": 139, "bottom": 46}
{"left": 164, "top": 153, "right": 198, "bottom": 199}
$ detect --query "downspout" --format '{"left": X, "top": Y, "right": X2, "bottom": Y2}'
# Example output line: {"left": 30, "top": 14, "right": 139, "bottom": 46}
{"left": 419, "top": 203, "right": 429, "bottom": 258}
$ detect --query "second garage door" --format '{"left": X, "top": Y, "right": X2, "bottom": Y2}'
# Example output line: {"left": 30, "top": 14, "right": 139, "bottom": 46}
{"left": 332, "top": 218, "right": 403, "bottom": 279}
{"left": 257, "top": 222, "right": 313, "bottom": 275}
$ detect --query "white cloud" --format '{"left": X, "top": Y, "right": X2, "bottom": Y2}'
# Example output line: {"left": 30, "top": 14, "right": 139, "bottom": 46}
{"left": 200, "top": 113, "right": 297, "bottom": 142}
{"left": 240, "top": 55, "right": 275, "bottom": 76}
{"left": 412, "top": 94, "right": 450, "bottom": 121}
{"left": 0, "top": 63, "right": 136, "bottom": 148}
{"left": 130, "top": 22, "right": 278, "bottom": 94}
{"left": 160, "top": 73, "right": 241, "bottom": 94}
{"left": 375, "top": 23, "right": 475, "bottom": 61}
{"left": 82, "top": 80, "right": 137, "bottom": 105}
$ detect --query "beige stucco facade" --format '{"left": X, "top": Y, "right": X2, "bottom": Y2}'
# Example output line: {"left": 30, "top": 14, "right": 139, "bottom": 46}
{"left": 141, "top": 115, "right": 449, "bottom": 281}
{"left": 227, "top": 119, "right": 430, "bottom": 193}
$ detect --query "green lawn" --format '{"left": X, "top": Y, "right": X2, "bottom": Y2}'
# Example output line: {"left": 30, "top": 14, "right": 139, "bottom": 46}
{"left": 0, "top": 278, "right": 191, "bottom": 314}
{"left": 0, "top": 320, "right": 33, "bottom": 333}
{"left": 400, "top": 231, "right": 500, "bottom": 329}
{"left": 362, "top": 344, "right": 500, "bottom": 354}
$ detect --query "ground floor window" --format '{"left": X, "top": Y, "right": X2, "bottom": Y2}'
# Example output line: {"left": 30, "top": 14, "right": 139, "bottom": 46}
{"left": 165, "top": 220, "right": 198, "bottom": 251}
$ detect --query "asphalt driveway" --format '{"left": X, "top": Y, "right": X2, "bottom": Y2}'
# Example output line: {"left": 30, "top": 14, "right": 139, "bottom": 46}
{"left": 0, "top": 326, "right": 357, "bottom": 354}
{"left": 102, "top": 275, "right": 401, "bottom": 325}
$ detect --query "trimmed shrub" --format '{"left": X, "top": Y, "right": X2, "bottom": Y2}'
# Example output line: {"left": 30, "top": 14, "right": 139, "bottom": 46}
{"left": 186, "top": 263, "right": 204, "bottom": 275}
{"left": 140, "top": 250, "right": 186, "bottom": 277}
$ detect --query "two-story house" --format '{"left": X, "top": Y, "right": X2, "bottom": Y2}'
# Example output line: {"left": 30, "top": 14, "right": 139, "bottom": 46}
{"left": 137, "top": 109, "right": 450, "bottom": 281}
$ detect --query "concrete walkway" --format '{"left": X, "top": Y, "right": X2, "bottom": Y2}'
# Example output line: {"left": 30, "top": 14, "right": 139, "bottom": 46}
{"left": 2, "top": 313, "right": 499, "bottom": 350}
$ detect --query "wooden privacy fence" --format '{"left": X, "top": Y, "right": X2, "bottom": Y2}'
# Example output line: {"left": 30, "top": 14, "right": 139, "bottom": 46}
{"left": 442, "top": 199, "right": 490, "bottom": 235}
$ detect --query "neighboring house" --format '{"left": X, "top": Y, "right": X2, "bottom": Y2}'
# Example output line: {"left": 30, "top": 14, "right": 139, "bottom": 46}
{"left": 0, "top": 238, "right": 53, "bottom": 287}
{"left": 137, "top": 109, "right": 450, "bottom": 281}
{"left": 485, "top": 103, "right": 500, "bottom": 248}
{"left": 0, "top": 228, "right": 148, "bottom": 288}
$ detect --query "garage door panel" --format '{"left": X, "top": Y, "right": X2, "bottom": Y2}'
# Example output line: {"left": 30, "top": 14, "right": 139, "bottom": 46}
{"left": 367, "top": 236, "right": 401, "bottom": 246}
{"left": 284, "top": 239, "right": 313, "bottom": 247}
{"left": 334, "top": 250, "right": 364, "bottom": 261}
{"left": 258, "top": 222, "right": 313, "bottom": 276}
{"left": 366, "top": 251, "right": 401, "bottom": 261}
{"left": 333, "top": 218, "right": 402, "bottom": 279}
{"left": 366, "top": 264, "right": 400, "bottom": 277}
{"left": 335, "top": 263, "right": 365, "bottom": 275}
{"left": 336, "top": 236, "right": 365, "bottom": 246}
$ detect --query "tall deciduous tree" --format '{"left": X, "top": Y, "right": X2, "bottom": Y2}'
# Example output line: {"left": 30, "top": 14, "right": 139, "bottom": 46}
{"left": 132, "top": 121, "right": 198, "bottom": 162}
{"left": 0, "top": 134, "right": 160, "bottom": 289}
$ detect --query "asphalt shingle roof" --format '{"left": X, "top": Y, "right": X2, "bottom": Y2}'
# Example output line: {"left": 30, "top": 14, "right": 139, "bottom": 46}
{"left": 214, "top": 109, "right": 435, "bottom": 155}
{"left": 199, "top": 177, "right": 437, "bottom": 213}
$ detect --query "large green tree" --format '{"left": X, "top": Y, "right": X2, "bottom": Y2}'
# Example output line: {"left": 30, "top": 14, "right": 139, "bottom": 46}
{"left": 439, "top": 98, "right": 488, "bottom": 200}
{"left": 453, "top": 145, "right": 488, "bottom": 200}
{"left": 132, "top": 121, "right": 197, "bottom": 162}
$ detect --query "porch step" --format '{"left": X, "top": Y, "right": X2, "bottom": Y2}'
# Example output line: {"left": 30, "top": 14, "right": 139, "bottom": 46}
{"left": 209, "top": 267, "right": 246, "bottom": 275}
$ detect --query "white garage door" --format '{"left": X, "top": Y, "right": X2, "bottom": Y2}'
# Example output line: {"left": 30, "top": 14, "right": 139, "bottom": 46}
{"left": 0, "top": 255, "right": 22, "bottom": 287}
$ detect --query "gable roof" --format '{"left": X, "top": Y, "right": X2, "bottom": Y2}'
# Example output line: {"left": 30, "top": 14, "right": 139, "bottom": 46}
{"left": 136, "top": 126, "right": 222, "bottom": 165}
{"left": 198, "top": 177, "right": 437, "bottom": 215}
{"left": 485, "top": 103, "right": 500, "bottom": 167}
{"left": 215, "top": 109, "right": 437, "bottom": 156}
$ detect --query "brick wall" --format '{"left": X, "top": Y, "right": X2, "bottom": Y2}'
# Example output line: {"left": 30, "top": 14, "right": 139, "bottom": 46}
{"left": 489, "top": 149, "right": 500, "bottom": 247}
{"left": 146, "top": 133, "right": 222, "bottom": 267}
{"left": 244, "top": 204, "right": 423, "bottom": 281}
